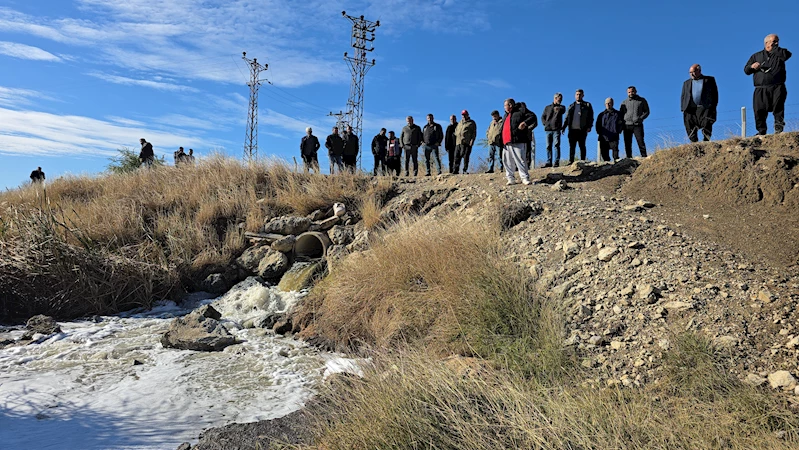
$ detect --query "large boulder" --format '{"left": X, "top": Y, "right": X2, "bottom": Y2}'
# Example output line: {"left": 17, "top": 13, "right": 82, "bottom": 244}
{"left": 236, "top": 245, "right": 273, "bottom": 273}
{"left": 21, "top": 315, "right": 62, "bottom": 340}
{"left": 271, "top": 235, "right": 296, "bottom": 253}
{"left": 161, "top": 305, "right": 238, "bottom": 352}
{"left": 200, "top": 273, "right": 229, "bottom": 295}
{"left": 264, "top": 216, "right": 311, "bottom": 235}
{"left": 328, "top": 225, "right": 355, "bottom": 246}
{"left": 257, "top": 250, "right": 291, "bottom": 280}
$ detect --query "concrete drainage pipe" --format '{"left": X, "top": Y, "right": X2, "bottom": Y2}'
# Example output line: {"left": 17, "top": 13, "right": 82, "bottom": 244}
{"left": 294, "top": 231, "right": 331, "bottom": 259}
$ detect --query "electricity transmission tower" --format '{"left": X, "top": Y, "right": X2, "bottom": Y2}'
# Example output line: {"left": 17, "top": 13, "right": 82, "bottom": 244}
{"left": 242, "top": 51, "right": 268, "bottom": 162}
{"left": 341, "top": 11, "right": 379, "bottom": 168}
{"left": 328, "top": 110, "right": 349, "bottom": 133}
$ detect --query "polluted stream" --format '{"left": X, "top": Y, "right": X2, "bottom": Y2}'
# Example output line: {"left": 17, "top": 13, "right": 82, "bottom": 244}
{"left": 0, "top": 277, "right": 362, "bottom": 450}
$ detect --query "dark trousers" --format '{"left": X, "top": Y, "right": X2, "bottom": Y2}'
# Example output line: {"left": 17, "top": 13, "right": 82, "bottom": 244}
{"left": 423, "top": 145, "right": 442, "bottom": 175}
{"left": 754, "top": 84, "right": 788, "bottom": 135}
{"left": 568, "top": 129, "right": 588, "bottom": 162}
{"left": 453, "top": 144, "right": 472, "bottom": 174}
{"left": 623, "top": 124, "right": 647, "bottom": 158}
{"left": 545, "top": 131, "right": 561, "bottom": 166}
{"left": 488, "top": 144, "right": 503, "bottom": 172}
{"left": 386, "top": 156, "right": 401, "bottom": 176}
{"left": 599, "top": 140, "right": 620, "bottom": 162}
{"left": 446, "top": 147, "right": 455, "bottom": 173}
{"left": 373, "top": 153, "right": 386, "bottom": 175}
{"left": 683, "top": 105, "right": 716, "bottom": 142}
{"left": 301, "top": 153, "right": 319, "bottom": 173}
{"left": 404, "top": 145, "right": 419, "bottom": 176}
{"left": 343, "top": 154, "right": 357, "bottom": 173}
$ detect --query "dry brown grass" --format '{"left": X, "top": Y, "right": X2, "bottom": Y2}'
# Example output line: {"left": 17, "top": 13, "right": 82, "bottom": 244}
{"left": 298, "top": 216, "right": 568, "bottom": 379}
{"left": 307, "top": 335, "right": 799, "bottom": 450}
{"left": 0, "top": 157, "right": 387, "bottom": 321}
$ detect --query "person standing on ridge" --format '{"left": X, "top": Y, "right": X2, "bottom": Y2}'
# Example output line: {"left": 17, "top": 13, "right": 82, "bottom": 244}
{"left": 563, "top": 89, "right": 594, "bottom": 164}
{"left": 485, "top": 110, "right": 504, "bottom": 173}
{"left": 385, "top": 131, "right": 402, "bottom": 176}
{"left": 681, "top": 64, "right": 719, "bottom": 142}
{"left": 745, "top": 34, "right": 792, "bottom": 135}
{"left": 174, "top": 147, "right": 186, "bottom": 165}
{"left": 139, "top": 138, "right": 154, "bottom": 167}
{"left": 30, "top": 166, "right": 45, "bottom": 183}
{"left": 342, "top": 125, "right": 359, "bottom": 173}
{"left": 187, "top": 149, "right": 196, "bottom": 163}
{"left": 300, "top": 127, "right": 321, "bottom": 173}
{"left": 500, "top": 98, "right": 535, "bottom": 186}
{"left": 371, "top": 128, "right": 388, "bottom": 176}
{"left": 542, "top": 93, "right": 566, "bottom": 167}
{"left": 596, "top": 98, "right": 624, "bottom": 162}
{"left": 519, "top": 102, "right": 537, "bottom": 169}
{"left": 445, "top": 115, "right": 458, "bottom": 173}
{"left": 422, "top": 114, "right": 444, "bottom": 176}
{"left": 401, "top": 116, "right": 423, "bottom": 177}
{"left": 453, "top": 110, "right": 476, "bottom": 174}
{"left": 619, "top": 86, "right": 650, "bottom": 158}
{"left": 325, "top": 126, "right": 344, "bottom": 174}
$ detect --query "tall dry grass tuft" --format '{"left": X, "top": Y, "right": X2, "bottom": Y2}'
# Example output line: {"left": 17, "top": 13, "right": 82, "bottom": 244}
{"left": 309, "top": 337, "right": 799, "bottom": 450}
{"left": 299, "top": 216, "right": 568, "bottom": 378}
{"left": 0, "top": 157, "right": 383, "bottom": 321}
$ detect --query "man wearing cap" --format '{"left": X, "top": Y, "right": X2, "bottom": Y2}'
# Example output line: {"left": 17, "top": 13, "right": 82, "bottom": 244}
{"left": 453, "top": 110, "right": 476, "bottom": 174}
{"left": 596, "top": 98, "right": 623, "bottom": 162}
{"left": 681, "top": 64, "right": 719, "bottom": 142}
{"left": 745, "top": 34, "right": 792, "bottom": 135}
{"left": 401, "top": 116, "right": 423, "bottom": 176}
{"left": 300, "top": 127, "right": 321, "bottom": 173}
{"left": 485, "top": 110, "right": 504, "bottom": 173}
{"left": 422, "top": 114, "right": 444, "bottom": 176}
{"left": 563, "top": 89, "right": 594, "bottom": 164}
{"left": 445, "top": 115, "right": 458, "bottom": 173}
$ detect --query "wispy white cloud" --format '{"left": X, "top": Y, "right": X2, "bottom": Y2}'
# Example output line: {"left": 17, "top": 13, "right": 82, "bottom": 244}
{"left": 0, "top": 107, "right": 208, "bottom": 157}
{"left": 0, "top": 41, "right": 62, "bottom": 61}
{"left": 478, "top": 79, "right": 512, "bottom": 89}
{"left": 88, "top": 72, "right": 199, "bottom": 92}
{"left": 0, "top": 86, "right": 47, "bottom": 107}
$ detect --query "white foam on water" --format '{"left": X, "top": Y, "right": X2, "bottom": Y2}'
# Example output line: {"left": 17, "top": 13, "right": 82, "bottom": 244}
{"left": 0, "top": 278, "right": 360, "bottom": 450}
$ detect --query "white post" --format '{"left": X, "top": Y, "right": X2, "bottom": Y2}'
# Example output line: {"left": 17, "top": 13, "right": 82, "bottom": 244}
{"left": 597, "top": 140, "right": 601, "bottom": 163}
{"left": 741, "top": 107, "right": 746, "bottom": 138}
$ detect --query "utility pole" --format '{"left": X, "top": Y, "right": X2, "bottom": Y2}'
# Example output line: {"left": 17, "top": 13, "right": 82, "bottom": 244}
{"left": 242, "top": 51, "right": 268, "bottom": 162}
{"left": 341, "top": 11, "right": 379, "bottom": 169}
{"left": 328, "top": 110, "right": 348, "bottom": 133}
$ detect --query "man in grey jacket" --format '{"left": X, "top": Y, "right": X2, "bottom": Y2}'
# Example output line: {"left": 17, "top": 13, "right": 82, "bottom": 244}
{"left": 400, "top": 116, "right": 423, "bottom": 176}
{"left": 619, "top": 86, "right": 650, "bottom": 158}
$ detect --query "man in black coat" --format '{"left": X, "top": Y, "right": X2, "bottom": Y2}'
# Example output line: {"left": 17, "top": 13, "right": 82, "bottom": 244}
{"left": 422, "top": 114, "right": 444, "bottom": 176}
{"left": 325, "top": 127, "right": 344, "bottom": 174}
{"left": 342, "top": 125, "right": 359, "bottom": 173}
{"left": 681, "top": 64, "right": 719, "bottom": 142}
{"left": 139, "top": 138, "right": 154, "bottom": 167}
{"left": 300, "top": 127, "right": 321, "bottom": 173}
{"left": 444, "top": 115, "right": 457, "bottom": 173}
{"left": 30, "top": 166, "right": 45, "bottom": 183}
{"left": 371, "top": 128, "right": 388, "bottom": 176}
{"left": 744, "top": 34, "right": 792, "bottom": 135}
{"left": 563, "top": 89, "right": 594, "bottom": 164}
{"left": 596, "top": 98, "right": 624, "bottom": 162}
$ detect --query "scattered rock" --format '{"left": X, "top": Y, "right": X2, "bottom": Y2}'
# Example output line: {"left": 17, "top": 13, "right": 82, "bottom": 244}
{"left": 597, "top": 247, "right": 619, "bottom": 262}
{"left": 200, "top": 273, "right": 229, "bottom": 295}
{"left": 264, "top": 216, "right": 311, "bottom": 235}
{"left": 637, "top": 284, "right": 661, "bottom": 303}
{"left": 662, "top": 301, "right": 692, "bottom": 312}
{"left": 315, "top": 216, "right": 341, "bottom": 231}
{"left": 161, "top": 305, "right": 238, "bottom": 352}
{"left": 328, "top": 225, "right": 355, "bottom": 246}
{"left": 236, "top": 245, "right": 273, "bottom": 273}
{"left": 551, "top": 180, "right": 569, "bottom": 191}
{"left": 714, "top": 335, "right": 738, "bottom": 349}
{"left": 271, "top": 235, "right": 296, "bottom": 253}
{"left": 757, "top": 289, "right": 775, "bottom": 304}
{"left": 768, "top": 371, "right": 797, "bottom": 390}
{"left": 21, "top": 315, "right": 62, "bottom": 340}
{"left": 500, "top": 200, "right": 540, "bottom": 230}
{"left": 273, "top": 318, "right": 293, "bottom": 335}
{"left": 257, "top": 250, "right": 290, "bottom": 280}
{"left": 745, "top": 373, "right": 768, "bottom": 387}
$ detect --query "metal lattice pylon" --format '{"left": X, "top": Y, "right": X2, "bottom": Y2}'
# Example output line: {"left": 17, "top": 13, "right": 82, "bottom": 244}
{"left": 242, "top": 52, "right": 268, "bottom": 162}
{"left": 341, "top": 11, "right": 379, "bottom": 169}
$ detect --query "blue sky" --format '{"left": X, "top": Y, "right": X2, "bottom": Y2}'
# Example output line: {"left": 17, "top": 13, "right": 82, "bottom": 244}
{"left": 0, "top": 0, "right": 797, "bottom": 189}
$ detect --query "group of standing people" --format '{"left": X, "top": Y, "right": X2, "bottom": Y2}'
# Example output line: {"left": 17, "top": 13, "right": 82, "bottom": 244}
{"left": 173, "top": 147, "right": 196, "bottom": 165}
{"left": 301, "top": 125, "right": 360, "bottom": 174}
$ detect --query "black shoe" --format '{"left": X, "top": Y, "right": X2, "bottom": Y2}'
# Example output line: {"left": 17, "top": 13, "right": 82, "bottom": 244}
{"left": 425, "top": 173, "right": 431, "bottom": 176}
{"left": 485, "top": 169, "right": 494, "bottom": 173}
{"left": 543, "top": 162, "right": 552, "bottom": 168}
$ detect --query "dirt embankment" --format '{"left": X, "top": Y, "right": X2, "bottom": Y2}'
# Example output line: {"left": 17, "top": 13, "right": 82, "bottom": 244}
{"left": 621, "top": 133, "right": 799, "bottom": 268}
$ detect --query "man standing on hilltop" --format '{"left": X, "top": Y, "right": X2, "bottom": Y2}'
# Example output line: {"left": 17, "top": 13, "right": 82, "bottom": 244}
{"left": 445, "top": 115, "right": 458, "bottom": 173}
{"left": 485, "top": 110, "right": 504, "bottom": 173}
{"left": 139, "top": 138, "right": 154, "bottom": 167}
{"left": 401, "top": 116, "right": 423, "bottom": 177}
{"left": 325, "top": 126, "right": 344, "bottom": 174}
{"left": 542, "top": 93, "right": 566, "bottom": 167}
{"left": 500, "top": 98, "right": 535, "bottom": 186}
{"left": 300, "top": 127, "right": 321, "bottom": 173}
{"left": 619, "top": 86, "right": 650, "bottom": 158}
{"left": 681, "top": 64, "right": 719, "bottom": 142}
{"left": 422, "top": 114, "right": 444, "bottom": 176}
{"left": 596, "top": 98, "right": 623, "bottom": 162}
{"left": 371, "top": 128, "right": 388, "bottom": 176}
{"left": 453, "top": 110, "right": 476, "bottom": 174}
{"left": 30, "top": 166, "right": 45, "bottom": 183}
{"left": 174, "top": 147, "right": 187, "bottom": 165}
{"left": 342, "top": 125, "right": 359, "bottom": 173}
{"left": 745, "top": 34, "right": 792, "bottom": 135}
{"left": 564, "top": 89, "right": 594, "bottom": 164}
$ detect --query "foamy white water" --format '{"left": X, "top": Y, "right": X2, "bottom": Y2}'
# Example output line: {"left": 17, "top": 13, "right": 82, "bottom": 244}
{"left": 0, "top": 278, "right": 360, "bottom": 450}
